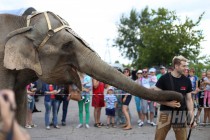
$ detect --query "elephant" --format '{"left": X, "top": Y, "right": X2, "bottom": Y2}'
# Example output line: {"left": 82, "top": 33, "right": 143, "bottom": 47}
{"left": 0, "top": 10, "right": 183, "bottom": 126}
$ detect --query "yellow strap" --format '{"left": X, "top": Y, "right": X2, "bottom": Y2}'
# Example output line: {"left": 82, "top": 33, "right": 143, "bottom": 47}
{"left": 27, "top": 15, "right": 32, "bottom": 27}
{"left": 54, "top": 25, "right": 68, "bottom": 33}
{"left": 26, "top": 12, "right": 43, "bottom": 27}
{"left": 44, "top": 12, "right": 52, "bottom": 30}
{"left": 26, "top": 11, "right": 71, "bottom": 49}
{"left": 38, "top": 35, "right": 51, "bottom": 49}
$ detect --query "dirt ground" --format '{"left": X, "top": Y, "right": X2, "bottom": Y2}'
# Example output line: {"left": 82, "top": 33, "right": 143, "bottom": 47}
{"left": 27, "top": 96, "right": 210, "bottom": 140}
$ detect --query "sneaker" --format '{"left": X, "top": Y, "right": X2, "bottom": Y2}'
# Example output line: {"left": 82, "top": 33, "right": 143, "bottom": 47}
{"left": 137, "top": 120, "right": 142, "bottom": 124}
{"left": 85, "top": 124, "right": 90, "bottom": 129}
{"left": 76, "top": 124, "right": 83, "bottom": 128}
{"left": 138, "top": 122, "right": 144, "bottom": 127}
{"left": 46, "top": 126, "right": 51, "bottom": 130}
{"left": 30, "top": 124, "right": 37, "bottom": 128}
{"left": 25, "top": 125, "right": 32, "bottom": 129}
{"left": 150, "top": 122, "right": 157, "bottom": 126}
{"left": 54, "top": 125, "right": 60, "bottom": 129}
{"left": 85, "top": 99, "right": 90, "bottom": 104}
{"left": 62, "top": 122, "right": 66, "bottom": 126}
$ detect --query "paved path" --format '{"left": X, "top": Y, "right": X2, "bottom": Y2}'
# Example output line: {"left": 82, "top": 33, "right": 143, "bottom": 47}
{"left": 28, "top": 96, "right": 210, "bottom": 140}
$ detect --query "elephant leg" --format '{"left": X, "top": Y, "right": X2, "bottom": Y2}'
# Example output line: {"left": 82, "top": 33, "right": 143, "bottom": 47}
{"left": 15, "top": 88, "right": 27, "bottom": 126}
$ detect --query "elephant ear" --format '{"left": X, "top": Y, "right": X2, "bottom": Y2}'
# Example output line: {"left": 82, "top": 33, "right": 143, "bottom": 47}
{"left": 4, "top": 34, "right": 42, "bottom": 75}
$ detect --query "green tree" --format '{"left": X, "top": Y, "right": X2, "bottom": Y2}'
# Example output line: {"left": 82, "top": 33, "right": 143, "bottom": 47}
{"left": 189, "top": 56, "right": 210, "bottom": 77}
{"left": 113, "top": 7, "right": 205, "bottom": 68}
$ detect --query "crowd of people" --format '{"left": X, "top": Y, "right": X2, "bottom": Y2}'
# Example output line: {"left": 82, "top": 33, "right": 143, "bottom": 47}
{"left": 0, "top": 8, "right": 209, "bottom": 140}
{"left": 24, "top": 56, "right": 210, "bottom": 133}
{"left": 0, "top": 55, "right": 210, "bottom": 140}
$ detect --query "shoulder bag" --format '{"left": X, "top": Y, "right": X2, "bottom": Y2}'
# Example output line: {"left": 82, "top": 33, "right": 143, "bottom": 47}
{"left": 68, "top": 87, "right": 82, "bottom": 101}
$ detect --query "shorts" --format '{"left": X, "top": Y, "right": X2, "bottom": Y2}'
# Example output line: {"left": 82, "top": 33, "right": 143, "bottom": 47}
{"left": 27, "top": 97, "right": 35, "bottom": 111}
{"left": 135, "top": 96, "right": 141, "bottom": 112}
{"left": 122, "top": 95, "right": 132, "bottom": 106}
{"left": 192, "top": 94, "right": 198, "bottom": 100}
{"left": 198, "top": 91, "right": 204, "bottom": 107}
{"left": 106, "top": 108, "right": 115, "bottom": 116}
{"left": 141, "top": 99, "right": 155, "bottom": 114}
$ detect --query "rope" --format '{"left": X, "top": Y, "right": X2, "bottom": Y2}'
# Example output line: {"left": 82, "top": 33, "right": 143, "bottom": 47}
{"left": 28, "top": 93, "right": 131, "bottom": 96}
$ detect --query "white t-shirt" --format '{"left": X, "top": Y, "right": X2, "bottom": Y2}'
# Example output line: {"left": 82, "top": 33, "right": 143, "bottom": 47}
{"left": 142, "top": 77, "right": 150, "bottom": 88}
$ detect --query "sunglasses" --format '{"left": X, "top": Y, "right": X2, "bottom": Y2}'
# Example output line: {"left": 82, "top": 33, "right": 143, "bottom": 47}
{"left": 142, "top": 71, "right": 147, "bottom": 73}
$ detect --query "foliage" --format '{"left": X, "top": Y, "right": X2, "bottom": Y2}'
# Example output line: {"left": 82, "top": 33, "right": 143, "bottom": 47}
{"left": 189, "top": 56, "right": 210, "bottom": 77}
{"left": 113, "top": 7, "right": 205, "bottom": 69}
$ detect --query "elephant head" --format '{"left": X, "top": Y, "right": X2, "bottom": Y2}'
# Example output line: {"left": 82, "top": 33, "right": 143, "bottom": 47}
{"left": 3, "top": 11, "right": 183, "bottom": 102}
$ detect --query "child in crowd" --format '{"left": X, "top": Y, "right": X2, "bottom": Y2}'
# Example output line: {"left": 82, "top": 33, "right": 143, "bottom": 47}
{"left": 149, "top": 68, "right": 157, "bottom": 88}
{"left": 188, "top": 68, "right": 199, "bottom": 108}
{"left": 204, "top": 70, "right": 210, "bottom": 107}
{"left": 81, "top": 73, "right": 92, "bottom": 104}
{"left": 104, "top": 86, "right": 117, "bottom": 129}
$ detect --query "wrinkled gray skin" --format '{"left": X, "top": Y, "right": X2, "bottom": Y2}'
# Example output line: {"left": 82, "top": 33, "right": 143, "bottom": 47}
{"left": 0, "top": 12, "right": 183, "bottom": 126}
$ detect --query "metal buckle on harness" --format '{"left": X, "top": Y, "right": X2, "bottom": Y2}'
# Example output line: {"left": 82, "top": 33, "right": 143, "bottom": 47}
{"left": 47, "top": 29, "right": 54, "bottom": 37}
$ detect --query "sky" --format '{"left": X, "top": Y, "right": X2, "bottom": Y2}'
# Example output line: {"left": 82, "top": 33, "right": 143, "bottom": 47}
{"left": 0, "top": 0, "right": 210, "bottom": 65}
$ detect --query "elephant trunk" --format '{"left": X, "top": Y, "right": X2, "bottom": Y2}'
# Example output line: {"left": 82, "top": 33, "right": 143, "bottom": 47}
{"left": 74, "top": 43, "right": 183, "bottom": 102}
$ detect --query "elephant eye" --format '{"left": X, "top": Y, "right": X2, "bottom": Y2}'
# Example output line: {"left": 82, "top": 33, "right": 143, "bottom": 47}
{"left": 62, "top": 41, "right": 72, "bottom": 50}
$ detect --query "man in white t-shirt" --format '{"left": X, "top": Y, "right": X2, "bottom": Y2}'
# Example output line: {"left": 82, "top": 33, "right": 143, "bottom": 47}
{"left": 138, "top": 68, "right": 156, "bottom": 127}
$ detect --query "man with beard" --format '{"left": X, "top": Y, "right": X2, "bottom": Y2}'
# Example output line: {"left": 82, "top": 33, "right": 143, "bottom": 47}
{"left": 154, "top": 56, "right": 198, "bottom": 140}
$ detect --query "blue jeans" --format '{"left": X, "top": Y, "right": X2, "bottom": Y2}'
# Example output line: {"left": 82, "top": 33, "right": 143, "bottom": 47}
{"left": 135, "top": 96, "right": 141, "bottom": 112}
{"left": 44, "top": 99, "right": 59, "bottom": 126}
{"left": 57, "top": 97, "right": 69, "bottom": 122}
{"left": 27, "top": 96, "right": 35, "bottom": 111}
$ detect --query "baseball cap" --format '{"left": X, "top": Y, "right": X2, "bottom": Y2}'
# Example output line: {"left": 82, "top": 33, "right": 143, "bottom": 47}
{"left": 137, "top": 70, "right": 142, "bottom": 74}
{"left": 160, "top": 65, "right": 165, "bottom": 69}
{"left": 107, "top": 86, "right": 114, "bottom": 91}
{"left": 149, "top": 68, "right": 156, "bottom": 73}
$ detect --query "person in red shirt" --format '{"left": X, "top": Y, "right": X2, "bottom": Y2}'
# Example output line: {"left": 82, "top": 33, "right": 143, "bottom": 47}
{"left": 44, "top": 84, "right": 61, "bottom": 130}
{"left": 92, "top": 79, "right": 107, "bottom": 127}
